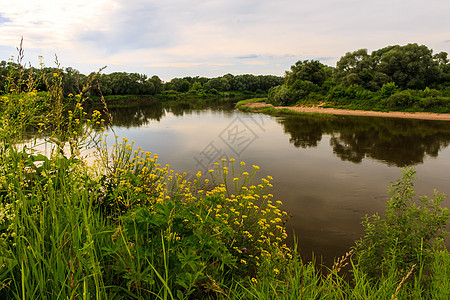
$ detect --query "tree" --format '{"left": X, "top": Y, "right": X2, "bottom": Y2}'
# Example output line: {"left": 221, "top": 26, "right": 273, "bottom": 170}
{"left": 149, "top": 75, "right": 163, "bottom": 94}
{"left": 180, "top": 80, "right": 190, "bottom": 92}
{"left": 374, "top": 44, "right": 441, "bottom": 90}
{"left": 285, "top": 60, "right": 329, "bottom": 86}
{"left": 334, "top": 49, "right": 374, "bottom": 89}
{"left": 267, "top": 60, "right": 330, "bottom": 105}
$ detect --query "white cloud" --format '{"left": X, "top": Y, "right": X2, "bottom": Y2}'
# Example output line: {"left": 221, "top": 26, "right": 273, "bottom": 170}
{"left": 0, "top": 0, "right": 449, "bottom": 78}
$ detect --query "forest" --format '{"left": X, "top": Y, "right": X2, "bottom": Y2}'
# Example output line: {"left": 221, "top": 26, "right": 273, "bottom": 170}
{"left": 267, "top": 43, "right": 450, "bottom": 111}
{"left": 1, "top": 43, "right": 449, "bottom": 112}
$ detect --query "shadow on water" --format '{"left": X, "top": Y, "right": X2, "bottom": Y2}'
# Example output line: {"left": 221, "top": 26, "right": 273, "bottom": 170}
{"left": 108, "top": 100, "right": 236, "bottom": 128}
{"left": 278, "top": 114, "right": 450, "bottom": 167}
{"left": 105, "top": 101, "right": 450, "bottom": 268}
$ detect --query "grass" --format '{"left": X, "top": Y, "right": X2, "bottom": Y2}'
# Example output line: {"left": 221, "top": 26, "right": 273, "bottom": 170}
{"left": 0, "top": 52, "right": 449, "bottom": 299}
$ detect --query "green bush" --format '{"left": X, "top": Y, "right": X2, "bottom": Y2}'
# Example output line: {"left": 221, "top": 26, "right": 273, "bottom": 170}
{"left": 385, "top": 90, "right": 415, "bottom": 108}
{"left": 379, "top": 82, "right": 400, "bottom": 98}
{"left": 354, "top": 168, "right": 449, "bottom": 277}
{"left": 267, "top": 85, "right": 297, "bottom": 106}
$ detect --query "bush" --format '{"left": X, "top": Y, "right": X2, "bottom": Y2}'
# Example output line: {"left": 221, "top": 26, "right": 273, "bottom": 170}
{"left": 379, "top": 82, "right": 400, "bottom": 98}
{"left": 354, "top": 168, "right": 449, "bottom": 277}
{"left": 267, "top": 85, "right": 297, "bottom": 106}
{"left": 385, "top": 90, "right": 416, "bottom": 108}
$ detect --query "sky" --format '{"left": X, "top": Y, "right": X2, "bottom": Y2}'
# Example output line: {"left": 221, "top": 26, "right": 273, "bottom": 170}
{"left": 0, "top": 0, "right": 449, "bottom": 81}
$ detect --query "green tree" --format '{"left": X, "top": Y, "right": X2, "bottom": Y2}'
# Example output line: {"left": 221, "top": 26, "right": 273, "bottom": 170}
{"left": 334, "top": 48, "right": 373, "bottom": 88}
{"left": 374, "top": 44, "right": 441, "bottom": 90}
{"left": 149, "top": 75, "right": 163, "bottom": 94}
{"left": 268, "top": 60, "right": 330, "bottom": 105}
{"left": 180, "top": 80, "right": 190, "bottom": 92}
{"left": 285, "top": 60, "right": 328, "bottom": 86}
{"left": 62, "top": 67, "right": 86, "bottom": 96}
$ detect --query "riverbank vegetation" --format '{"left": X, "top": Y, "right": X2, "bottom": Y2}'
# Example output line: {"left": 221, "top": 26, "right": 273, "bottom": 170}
{"left": 0, "top": 57, "right": 282, "bottom": 105}
{"left": 267, "top": 44, "right": 450, "bottom": 113}
{"left": 2, "top": 43, "right": 449, "bottom": 113}
{"left": 1, "top": 46, "right": 449, "bottom": 298}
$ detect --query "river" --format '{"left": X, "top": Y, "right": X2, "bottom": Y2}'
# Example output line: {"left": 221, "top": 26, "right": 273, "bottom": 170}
{"left": 105, "top": 100, "right": 450, "bottom": 266}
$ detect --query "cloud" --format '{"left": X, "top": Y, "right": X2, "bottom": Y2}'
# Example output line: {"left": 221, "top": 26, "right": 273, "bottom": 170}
{"left": 0, "top": 14, "right": 11, "bottom": 24}
{"left": 0, "top": 0, "right": 449, "bottom": 79}
{"left": 243, "top": 61, "right": 268, "bottom": 66}
{"left": 77, "top": 1, "right": 175, "bottom": 53}
{"left": 235, "top": 54, "right": 259, "bottom": 59}
{"left": 145, "top": 62, "right": 233, "bottom": 68}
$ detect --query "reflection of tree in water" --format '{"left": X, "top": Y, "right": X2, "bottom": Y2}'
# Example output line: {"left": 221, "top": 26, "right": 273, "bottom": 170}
{"left": 278, "top": 115, "right": 450, "bottom": 166}
{"left": 279, "top": 115, "right": 325, "bottom": 148}
{"left": 108, "top": 102, "right": 166, "bottom": 128}
{"left": 108, "top": 99, "right": 237, "bottom": 128}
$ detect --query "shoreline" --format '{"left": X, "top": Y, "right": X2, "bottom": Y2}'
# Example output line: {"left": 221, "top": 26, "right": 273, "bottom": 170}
{"left": 243, "top": 102, "right": 450, "bottom": 121}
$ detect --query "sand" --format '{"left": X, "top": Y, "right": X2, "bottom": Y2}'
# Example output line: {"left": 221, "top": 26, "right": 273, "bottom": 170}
{"left": 243, "top": 102, "right": 450, "bottom": 121}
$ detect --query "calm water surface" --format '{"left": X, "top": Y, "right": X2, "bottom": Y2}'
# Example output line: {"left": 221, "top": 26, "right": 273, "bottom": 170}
{"left": 106, "top": 101, "right": 450, "bottom": 266}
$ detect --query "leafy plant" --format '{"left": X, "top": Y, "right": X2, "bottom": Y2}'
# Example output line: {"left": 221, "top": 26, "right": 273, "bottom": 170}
{"left": 354, "top": 167, "right": 449, "bottom": 277}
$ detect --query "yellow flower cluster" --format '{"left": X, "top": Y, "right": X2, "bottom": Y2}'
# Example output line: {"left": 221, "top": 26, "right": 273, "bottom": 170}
{"left": 98, "top": 140, "right": 292, "bottom": 272}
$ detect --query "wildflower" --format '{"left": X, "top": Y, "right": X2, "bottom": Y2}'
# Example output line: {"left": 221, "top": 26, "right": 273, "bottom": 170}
{"left": 251, "top": 278, "right": 258, "bottom": 284}
{"left": 68, "top": 93, "right": 73, "bottom": 97}
{"left": 274, "top": 268, "right": 279, "bottom": 275}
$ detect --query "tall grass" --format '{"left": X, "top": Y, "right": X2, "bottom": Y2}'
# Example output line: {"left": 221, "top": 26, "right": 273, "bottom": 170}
{"left": 0, "top": 46, "right": 449, "bottom": 299}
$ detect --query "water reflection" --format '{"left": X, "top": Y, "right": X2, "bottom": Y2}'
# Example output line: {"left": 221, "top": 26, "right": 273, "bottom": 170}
{"left": 108, "top": 102, "right": 166, "bottom": 127}
{"left": 108, "top": 100, "right": 236, "bottom": 128}
{"left": 278, "top": 114, "right": 450, "bottom": 166}
{"left": 105, "top": 101, "right": 450, "bottom": 267}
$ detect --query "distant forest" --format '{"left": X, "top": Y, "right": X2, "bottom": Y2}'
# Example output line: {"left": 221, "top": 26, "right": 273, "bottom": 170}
{"left": 1, "top": 43, "right": 449, "bottom": 110}
{"left": 0, "top": 61, "right": 284, "bottom": 97}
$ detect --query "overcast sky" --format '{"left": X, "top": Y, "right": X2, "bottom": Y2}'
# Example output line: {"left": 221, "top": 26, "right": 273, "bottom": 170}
{"left": 0, "top": 0, "right": 449, "bottom": 81}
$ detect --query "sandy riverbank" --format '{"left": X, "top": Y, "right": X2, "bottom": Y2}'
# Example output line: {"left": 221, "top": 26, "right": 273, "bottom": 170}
{"left": 243, "top": 102, "right": 450, "bottom": 121}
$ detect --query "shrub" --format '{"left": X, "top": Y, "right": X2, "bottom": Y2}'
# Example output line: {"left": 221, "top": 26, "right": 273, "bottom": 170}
{"left": 267, "top": 85, "right": 297, "bottom": 106}
{"left": 379, "top": 82, "right": 400, "bottom": 98}
{"left": 385, "top": 90, "right": 415, "bottom": 108}
{"left": 354, "top": 168, "right": 449, "bottom": 277}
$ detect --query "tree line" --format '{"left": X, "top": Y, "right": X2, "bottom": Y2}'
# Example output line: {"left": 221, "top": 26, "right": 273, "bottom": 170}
{"left": 0, "top": 60, "right": 283, "bottom": 97}
{"left": 267, "top": 43, "right": 450, "bottom": 111}
{"left": 1, "top": 43, "right": 449, "bottom": 110}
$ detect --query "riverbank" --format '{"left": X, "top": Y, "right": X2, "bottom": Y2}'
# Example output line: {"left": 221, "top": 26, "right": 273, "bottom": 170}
{"left": 240, "top": 101, "right": 450, "bottom": 121}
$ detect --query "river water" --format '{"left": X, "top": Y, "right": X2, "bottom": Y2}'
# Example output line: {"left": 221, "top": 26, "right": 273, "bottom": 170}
{"left": 105, "top": 100, "right": 450, "bottom": 266}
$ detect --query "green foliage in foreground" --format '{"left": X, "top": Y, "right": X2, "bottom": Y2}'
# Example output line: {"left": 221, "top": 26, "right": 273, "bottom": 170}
{"left": 0, "top": 55, "right": 449, "bottom": 299}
